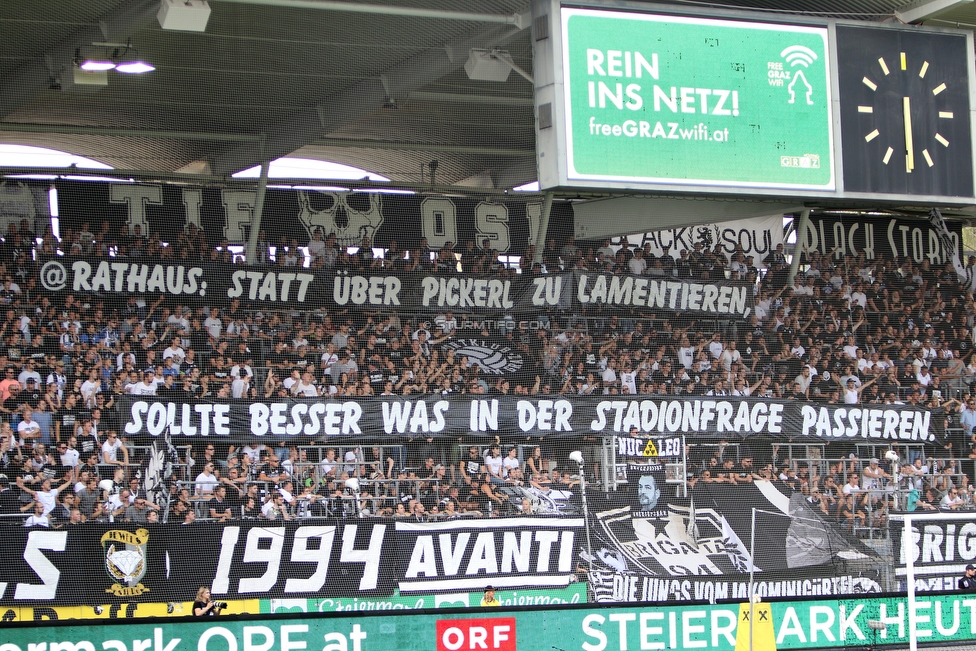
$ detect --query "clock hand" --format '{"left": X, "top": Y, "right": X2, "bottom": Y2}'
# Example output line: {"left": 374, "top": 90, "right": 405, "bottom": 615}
{"left": 904, "top": 96, "right": 915, "bottom": 173}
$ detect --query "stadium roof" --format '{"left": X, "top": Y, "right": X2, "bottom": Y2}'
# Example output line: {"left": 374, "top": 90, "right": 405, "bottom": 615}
{"left": 2, "top": 0, "right": 975, "bottom": 195}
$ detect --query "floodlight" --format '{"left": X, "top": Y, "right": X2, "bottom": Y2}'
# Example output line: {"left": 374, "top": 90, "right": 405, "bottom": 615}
{"left": 79, "top": 59, "right": 116, "bottom": 71}
{"left": 464, "top": 48, "right": 534, "bottom": 83}
{"left": 116, "top": 54, "right": 155, "bottom": 74}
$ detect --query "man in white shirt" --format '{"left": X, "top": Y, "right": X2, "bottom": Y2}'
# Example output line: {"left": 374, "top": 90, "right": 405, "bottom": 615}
{"left": 941, "top": 487, "right": 965, "bottom": 510}
{"left": 320, "top": 344, "right": 339, "bottom": 374}
{"left": 792, "top": 278, "right": 814, "bottom": 296}
{"left": 17, "top": 476, "right": 71, "bottom": 515}
{"left": 18, "top": 361, "right": 41, "bottom": 387}
{"left": 291, "top": 371, "right": 318, "bottom": 397}
{"left": 59, "top": 437, "right": 80, "bottom": 468}
{"left": 101, "top": 432, "right": 129, "bottom": 466}
{"left": 79, "top": 371, "right": 101, "bottom": 408}
{"left": 596, "top": 239, "right": 616, "bottom": 260}
{"left": 203, "top": 309, "right": 223, "bottom": 340}
{"left": 129, "top": 369, "right": 158, "bottom": 396}
{"left": 601, "top": 359, "right": 618, "bottom": 391}
{"left": 17, "top": 408, "right": 41, "bottom": 445}
{"left": 708, "top": 332, "right": 724, "bottom": 360}
{"left": 628, "top": 249, "right": 647, "bottom": 275}
{"left": 231, "top": 373, "right": 250, "bottom": 399}
{"left": 320, "top": 448, "right": 338, "bottom": 478}
{"left": 282, "top": 369, "right": 301, "bottom": 391}
{"left": 230, "top": 360, "right": 254, "bottom": 381}
{"left": 842, "top": 377, "right": 876, "bottom": 404}
{"left": 23, "top": 502, "right": 50, "bottom": 527}
{"left": 166, "top": 306, "right": 190, "bottom": 333}
{"left": 162, "top": 337, "right": 186, "bottom": 366}
{"left": 307, "top": 229, "right": 326, "bottom": 260}
{"left": 194, "top": 462, "right": 220, "bottom": 496}
{"left": 242, "top": 443, "right": 266, "bottom": 462}
{"left": 719, "top": 341, "right": 741, "bottom": 371}
{"left": 794, "top": 366, "right": 813, "bottom": 394}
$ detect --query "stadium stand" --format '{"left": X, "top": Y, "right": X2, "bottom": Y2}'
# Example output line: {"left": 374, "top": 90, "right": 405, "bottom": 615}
{"left": 0, "top": 221, "right": 972, "bottom": 542}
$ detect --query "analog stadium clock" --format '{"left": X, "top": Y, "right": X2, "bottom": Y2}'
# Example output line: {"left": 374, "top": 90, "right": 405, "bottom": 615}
{"left": 836, "top": 25, "right": 974, "bottom": 198}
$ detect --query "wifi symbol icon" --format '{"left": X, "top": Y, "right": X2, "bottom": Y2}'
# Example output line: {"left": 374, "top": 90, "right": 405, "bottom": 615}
{"left": 781, "top": 45, "right": 818, "bottom": 68}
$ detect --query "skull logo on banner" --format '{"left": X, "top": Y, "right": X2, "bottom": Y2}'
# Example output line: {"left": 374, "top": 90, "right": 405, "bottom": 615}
{"left": 297, "top": 191, "right": 384, "bottom": 247}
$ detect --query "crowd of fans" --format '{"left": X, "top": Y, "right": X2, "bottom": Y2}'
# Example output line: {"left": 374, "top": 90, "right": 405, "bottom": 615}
{"left": 0, "top": 216, "right": 974, "bottom": 527}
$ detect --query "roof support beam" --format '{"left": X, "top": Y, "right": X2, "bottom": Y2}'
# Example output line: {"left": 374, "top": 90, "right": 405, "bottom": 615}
{"left": 212, "top": 0, "right": 531, "bottom": 28}
{"left": 313, "top": 137, "right": 533, "bottom": 157}
{"left": 406, "top": 91, "right": 533, "bottom": 107}
{"left": 211, "top": 22, "right": 526, "bottom": 175}
{"left": 0, "top": 122, "right": 262, "bottom": 143}
{"left": 895, "top": 0, "right": 972, "bottom": 22}
{"left": 0, "top": 0, "right": 159, "bottom": 118}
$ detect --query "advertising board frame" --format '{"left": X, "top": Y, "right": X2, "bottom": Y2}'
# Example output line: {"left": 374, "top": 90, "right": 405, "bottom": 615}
{"left": 532, "top": 0, "right": 976, "bottom": 206}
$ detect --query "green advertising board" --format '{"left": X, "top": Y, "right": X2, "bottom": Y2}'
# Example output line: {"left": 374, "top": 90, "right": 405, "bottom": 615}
{"left": 261, "top": 584, "right": 587, "bottom": 614}
{"left": 559, "top": 8, "right": 835, "bottom": 191}
{"left": 5, "top": 593, "right": 975, "bottom": 650}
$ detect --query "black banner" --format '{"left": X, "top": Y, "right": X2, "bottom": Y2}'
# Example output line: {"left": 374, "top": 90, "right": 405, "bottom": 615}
{"left": 118, "top": 395, "right": 941, "bottom": 444}
{"left": 587, "top": 483, "right": 881, "bottom": 603}
{"left": 37, "top": 256, "right": 754, "bottom": 318}
{"left": 54, "top": 181, "right": 573, "bottom": 255}
{"left": 0, "top": 518, "right": 581, "bottom": 606}
{"left": 890, "top": 516, "right": 976, "bottom": 593}
{"left": 0, "top": 522, "right": 391, "bottom": 605}
{"left": 0, "top": 491, "right": 880, "bottom": 606}
{"left": 799, "top": 215, "right": 964, "bottom": 264}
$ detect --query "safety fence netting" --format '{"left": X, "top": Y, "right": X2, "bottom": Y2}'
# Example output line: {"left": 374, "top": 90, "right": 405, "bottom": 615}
{"left": 0, "top": 179, "right": 966, "bottom": 620}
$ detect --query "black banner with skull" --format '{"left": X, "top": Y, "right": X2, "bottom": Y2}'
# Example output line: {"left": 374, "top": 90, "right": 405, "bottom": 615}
{"left": 52, "top": 181, "right": 573, "bottom": 255}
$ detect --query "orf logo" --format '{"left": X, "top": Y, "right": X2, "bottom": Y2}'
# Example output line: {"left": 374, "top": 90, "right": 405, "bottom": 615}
{"left": 436, "top": 618, "right": 516, "bottom": 651}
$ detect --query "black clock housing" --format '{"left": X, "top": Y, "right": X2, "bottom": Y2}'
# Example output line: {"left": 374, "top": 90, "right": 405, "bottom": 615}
{"left": 837, "top": 25, "right": 974, "bottom": 198}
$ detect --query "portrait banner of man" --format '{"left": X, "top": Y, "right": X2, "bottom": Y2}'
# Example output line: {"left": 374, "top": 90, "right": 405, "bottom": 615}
{"left": 628, "top": 462, "right": 667, "bottom": 518}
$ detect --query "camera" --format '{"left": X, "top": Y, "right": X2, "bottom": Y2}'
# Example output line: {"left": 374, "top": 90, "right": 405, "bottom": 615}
{"left": 213, "top": 601, "right": 228, "bottom": 609}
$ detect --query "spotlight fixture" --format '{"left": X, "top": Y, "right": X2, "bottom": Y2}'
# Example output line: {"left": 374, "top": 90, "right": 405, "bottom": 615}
{"left": 75, "top": 41, "right": 155, "bottom": 76}
{"left": 116, "top": 47, "right": 155, "bottom": 74}
{"left": 76, "top": 48, "right": 115, "bottom": 71}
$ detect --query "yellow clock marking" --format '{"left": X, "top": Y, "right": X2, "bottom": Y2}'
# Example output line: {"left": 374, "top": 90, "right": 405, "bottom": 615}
{"left": 919, "top": 61, "right": 929, "bottom": 78}
{"left": 936, "top": 133, "right": 949, "bottom": 147}
{"left": 939, "top": 111, "right": 954, "bottom": 119}
{"left": 879, "top": 57, "right": 890, "bottom": 75}
{"left": 900, "top": 52, "right": 907, "bottom": 70}
{"left": 865, "top": 129, "right": 880, "bottom": 142}
{"left": 883, "top": 147, "right": 894, "bottom": 164}
{"left": 922, "top": 149, "right": 934, "bottom": 167}
{"left": 858, "top": 106, "right": 873, "bottom": 113}
{"left": 933, "top": 83, "right": 947, "bottom": 95}
{"left": 863, "top": 77, "right": 877, "bottom": 91}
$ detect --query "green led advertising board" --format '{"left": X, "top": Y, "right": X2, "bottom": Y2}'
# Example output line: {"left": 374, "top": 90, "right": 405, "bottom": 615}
{"left": 559, "top": 9, "right": 835, "bottom": 191}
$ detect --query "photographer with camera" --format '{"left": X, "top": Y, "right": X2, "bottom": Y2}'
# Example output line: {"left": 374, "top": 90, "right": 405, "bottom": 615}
{"left": 193, "top": 587, "right": 225, "bottom": 617}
